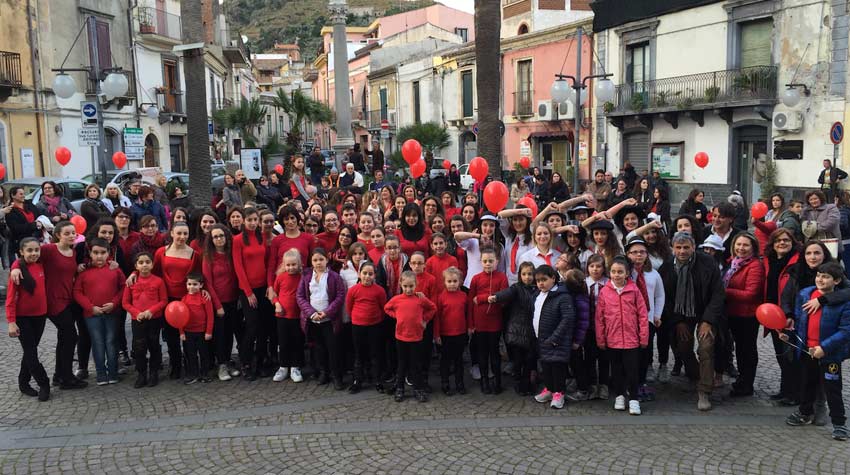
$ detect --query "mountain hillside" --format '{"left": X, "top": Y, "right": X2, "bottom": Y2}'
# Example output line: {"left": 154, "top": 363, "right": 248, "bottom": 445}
{"left": 224, "top": 0, "right": 437, "bottom": 60}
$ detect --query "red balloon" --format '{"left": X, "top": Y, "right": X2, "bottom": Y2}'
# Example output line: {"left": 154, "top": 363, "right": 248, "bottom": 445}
{"left": 70, "top": 215, "right": 86, "bottom": 235}
{"left": 694, "top": 152, "right": 709, "bottom": 169}
{"left": 442, "top": 159, "right": 451, "bottom": 170}
{"left": 55, "top": 147, "right": 71, "bottom": 166}
{"left": 483, "top": 181, "right": 509, "bottom": 212}
{"left": 519, "top": 156, "right": 531, "bottom": 169}
{"left": 274, "top": 164, "right": 284, "bottom": 175}
{"left": 756, "top": 303, "right": 787, "bottom": 330}
{"left": 0, "top": 163, "right": 6, "bottom": 180}
{"left": 112, "top": 151, "right": 127, "bottom": 169}
{"left": 165, "top": 301, "right": 191, "bottom": 330}
{"left": 410, "top": 158, "right": 426, "bottom": 178}
{"left": 469, "top": 156, "right": 489, "bottom": 182}
{"left": 401, "top": 139, "right": 422, "bottom": 165}
{"left": 751, "top": 201, "right": 769, "bottom": 220}
{"left": 517, "top": 196, "right": 538, "bottom": 218}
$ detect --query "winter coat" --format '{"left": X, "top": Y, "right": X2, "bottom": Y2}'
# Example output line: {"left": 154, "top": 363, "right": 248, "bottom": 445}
{"left": 493, "top": 282, "right": 535, "bottom": 349}
{"left": 296, "top": 268, "right": 346, "bottom": 334}
{"left": 792, "top": 286, "right": 850, "bottom": 363}
{"left": 130, "top": 199, "right": 168, "bottom": 232}
{"left": 80, "top": 198, "right": 111, "bottom": 230}
{"left": 667, "top": 252, "right": 726, "bottom": 327}
{"left": 595, "top": 280, "right": 649, "bottom": 350}
{"left": 780, "top": 264, "right": 850, "bottom": 317}
{"left": 776, "top": 209, "right": 803, "bottom": 242}
{"left": 534, "top": 287, "right": 576, "bottom": 363}
{"left": 36, "top": 195, "right": 75, "bottom": 221}
{"left": 6, "top": 203, "right": 42, "bottom": 253}
{"left": 572, "top": 293, "right": 591, "bottom": 346}
{"left": 256, "top": 184, "right": 283, "bottom": 210}
{"left": 221, "top": 185, "right": 242, "bottom": 208}
{"left": 678, "top": 200, "right": 710, "bottom": 224}
{"left": 801, "top": 203, "right": 841, "bottom": 241}
{"left": 375, "top": 253, "right": 409, "bottom": 299}
{"left": 724, "top": 257, "right": 765, "bottom": 317}
{"left": 102, "top": 195, "right": 132, "bottom": 213}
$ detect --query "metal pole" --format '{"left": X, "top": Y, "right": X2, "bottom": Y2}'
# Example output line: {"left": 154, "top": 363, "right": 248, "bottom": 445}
{"left": 572, "top": 27, "right": 582, "bottom": 196}
{"left": 87, "top": 15, "right": 108, "bottom": 187}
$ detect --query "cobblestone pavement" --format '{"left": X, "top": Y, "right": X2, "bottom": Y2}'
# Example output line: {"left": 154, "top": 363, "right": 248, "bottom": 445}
{"left": 1, "top": 310, "right": 848, "bottom": 474}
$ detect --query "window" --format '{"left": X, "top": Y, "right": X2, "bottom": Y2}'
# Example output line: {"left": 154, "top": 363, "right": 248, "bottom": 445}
{"left": 266, "top": 115, "right": 272, "bottom": 134}
{"left": 516, "top": 59, "right": 533, "bottom": 116}
{"left": 461, "top": 70, "right": 474, "bottom": 118}
{"left": 739, "top": 19, "right": 773, "bottom": 68}
{"left": 412, "top": 81, "right": 421, "bottom": 124}
{"left": 163, "top": 59, "right": 179, "bottom": 113}
{"left": 518, "top": 24, "right": 529, "bottom": 35}
{"left": 625, "top": 43, "right": 649, "bottom": 85}
{"left": 87, "top": 18, "right": 112, "bottom": 69}
{"left": 379, "top": 88, "right": 388, "bottom": 120}
{"left": 455, "top": 28, "right": 469, "bottom": 43}
{"left": 279, "top": 116, "right": 284, "bottom": 135}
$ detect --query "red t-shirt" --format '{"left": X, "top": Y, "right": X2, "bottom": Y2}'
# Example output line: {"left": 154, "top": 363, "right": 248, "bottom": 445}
{"left": 414, "top": 271, "right": 437, "bottom": 302}
{"left": 435, "top": 289, "right": 467, "bottom": 337}
{"left": 345, "top": 282, "right": 388, "bottom": 326}
{"left": 368, "top": 246, "right": 384, "bottom": 265}
{"left": 808, "top": 290, "right": 824, "bottom": 348}
{"left": 40, "top": 243, "right": 78, "bottom": 316}
{"left": 5, "top": 261, "right": 46, "bottom": 323}
{"left": 315, "top": 231, "right": 339, "bottom": 253}
{"left": 396, "top": 229, "right": 431, "bottom": 258}
{"left": 73, "top": 265, "right": 126, "bottom": 317}
{"left": 232, "top": 232, "right": 269, "bottom": 295}
{"left": 467, "top": 270, "right": 508, "bottom": 332}
{"left": 384, "top": 293, "right": 436, "bottom": 342}
{"left": 425, "top": 253, "right": 459, "bottom": 294}
{"left": 181, "top": 292, "right": 214, "bottom": 335}
{"left": 268, "top": 232, "right": 316, "bottom": 286}
{"left": 202, "top": 252, "right": 239, "bottom": 308}
{"left": 272, "top": 272, "right": 302, "bottom": 319}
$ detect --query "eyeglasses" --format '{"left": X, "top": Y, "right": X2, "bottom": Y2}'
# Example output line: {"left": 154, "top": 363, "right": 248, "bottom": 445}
{"left": 116, "top": 215, "right": 130, "bottom": 220}
{"left": 262, "top": 220, "right": 274, "bottom": 225}
{"left": 143, "top": 223, "right": 158, "bottom": 229}
{"left": 212, "top": 234, "right": 226, "bottom": 240}
{"left": 775, "top": 238, "right": 793, "bottom": 244}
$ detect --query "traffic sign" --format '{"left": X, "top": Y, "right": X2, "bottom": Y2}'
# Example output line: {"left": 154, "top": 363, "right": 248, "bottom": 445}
{"left": 831, "top": 122, "right": 843, "bottom": 145}
{"left": 472, "top": 121, "right": 505, "bottom": 137}
{"left": 381, "top": 119, "right": 389, "bottom": 130}
{"left": 81, "top": 101, "right": 98, "bottom": 128}
{"left": 380, "top": 128, "right": 390, "bottom": 139}
{"left": 472, "top": 122, "right": 479, "bottom": 135}
{"left": 78, "top": 128, "right": 100, "bottom": 146}
{"left": 123, "top": 128, "right": 144, "bottom": 163}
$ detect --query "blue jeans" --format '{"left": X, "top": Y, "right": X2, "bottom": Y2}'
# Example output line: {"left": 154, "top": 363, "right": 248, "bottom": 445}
{"left": 85, "top": 313, "right": 118, "bottom": 382}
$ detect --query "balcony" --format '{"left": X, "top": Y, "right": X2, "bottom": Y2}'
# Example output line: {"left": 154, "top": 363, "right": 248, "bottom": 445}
{"left": 0, "top": 51, "right": 22, "bottom": 101}
{"left": 368, "top": 109, "right": 394, "bottom": 129}
{"left": 156, "top": 88, "right": 184, "bottom": 115}
{"left": 351, "top": 107, "right": 368, "bottom": 124}
{"left": 513, "top": 90, "right": 534, "bottom": 117}
{"left": 606, "top": 66, "right": 778, "bottom": 124}
{"left": 136, "top": 7, "right": 182, "bottom": 43}
{"left": 221, "top": 28, "right": 249, "bottom": 65}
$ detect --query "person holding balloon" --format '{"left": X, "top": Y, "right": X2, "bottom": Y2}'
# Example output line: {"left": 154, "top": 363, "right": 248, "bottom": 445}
{"left": 122, "top": 252, "right": 167, "bottom": 388}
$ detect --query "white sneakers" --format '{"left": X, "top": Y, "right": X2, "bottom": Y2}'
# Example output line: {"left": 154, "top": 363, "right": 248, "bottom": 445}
{"left": 614, "top": 395, "right": 626, "bottom": 411}
{"left": 628, "top": 399, "right": 641, "bottom": 415}
{"left": 534, "top": 388, "right": 553, "bottom": 403}
{"left": 290, "top": 367, "right": 303, "bottom": 383}
{"left": 470, "top": 364, "right": 482, "bottom": 381}
{"left": 273, "top": 367, "right": 289, "bottom": 382}
{"left": 218, "top": 364, "right": 232, "bottom": 381}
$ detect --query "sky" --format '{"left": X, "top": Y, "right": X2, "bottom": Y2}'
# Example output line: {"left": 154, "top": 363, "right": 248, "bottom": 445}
{"left": 436, "top": 0, "right": 474, "bottom": 13}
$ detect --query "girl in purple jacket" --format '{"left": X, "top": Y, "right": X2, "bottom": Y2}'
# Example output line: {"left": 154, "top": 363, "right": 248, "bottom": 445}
{"left": 296, "top": 248, "right": 346, "bottom": 389}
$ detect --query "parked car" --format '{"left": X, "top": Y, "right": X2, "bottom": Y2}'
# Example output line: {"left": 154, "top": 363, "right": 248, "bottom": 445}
{"left": 429, "top": 158, "right": 447, "bottom": 179}
{"left": 3, "top": 177, "right": 89, "bottom": 213}
{"left": 81, "top": 168, "right": 189, "bottom": 195}
{"left": 457, "top": 163, "right": 475, "bottom": 192}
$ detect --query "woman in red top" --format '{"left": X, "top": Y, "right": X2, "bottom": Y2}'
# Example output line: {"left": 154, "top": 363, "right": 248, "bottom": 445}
{"left": 152, "top": 221, "right": 200, "bottom": 379}
{"left": 315, "top": 209, "right": 341, "bottom": 252}
{"left": 6, "top": 238, "right": 50, "bottom": 400}
{"left": 190, "top": 209, "right": 218, "bottom": 255}
{"left": 131, "top": 215, "right": 167, "bottom": 259}
{"left": 441, "top": 192, "right": 460, "bottom": 219}
{"left": 723, "top": 232, "right": 765, "bottom": 397}
{"left": 289, "top": 155, "right": 310, "bottom": 208}
{"left": 203, "top": 224, "right": 243, "bottom": 381}
{"left": 112, "top": 207, "right": 140, "bottom": 275}
{"left": 232, "top": 207, "right": 272, "bottom": 380}
{"left": 330, "top": 224, "right": 357, "bottom": 273}
{"left": 762, "top": 228, "right": 800, "bottom": 402}
{"left": 268, "top": 206, "right": 316, "bottom": 291}
{"left": 397, "top": 203, "right": 430, "bottom": 257}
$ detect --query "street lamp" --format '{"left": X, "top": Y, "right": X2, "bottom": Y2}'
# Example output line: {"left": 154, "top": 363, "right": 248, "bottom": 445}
{"left": 52, "top": 74, "right": 77, "bottom": 99}
{"left": 780, "top": 83, "right": 810, "bottom": 108}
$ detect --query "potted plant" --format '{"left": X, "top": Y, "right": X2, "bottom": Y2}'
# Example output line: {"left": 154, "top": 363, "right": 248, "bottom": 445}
{"left": 629, "top": 93, "right": 646, "bottom": 112}
{"left": 603, "top": 101, "right": 615, "bottom": 114}
{"left": 705, "top": 86, "right": 720, "bottom": 103}
{"left": 139, "top": 9, "right": 155, "bottom": 33}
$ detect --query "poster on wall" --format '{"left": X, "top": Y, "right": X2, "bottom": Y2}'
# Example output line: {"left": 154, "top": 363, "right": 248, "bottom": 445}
{"left": 20, "top": 148, "right": 35, "bottom": 178}
{"left": 651, "top": 143, "right": 683, "bottom": 180}
{"left": 239, "top": 148, "right": 262, "bottom": 180}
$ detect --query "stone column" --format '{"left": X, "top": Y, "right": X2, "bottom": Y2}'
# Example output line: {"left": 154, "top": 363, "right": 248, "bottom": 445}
{"left": 329, "top": 0, "right": 354, "bottom": 164}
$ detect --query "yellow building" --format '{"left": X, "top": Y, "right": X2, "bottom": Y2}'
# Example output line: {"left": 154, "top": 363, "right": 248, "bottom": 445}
{"left": 0, "top": 1, "right": 47, "bottom": 179}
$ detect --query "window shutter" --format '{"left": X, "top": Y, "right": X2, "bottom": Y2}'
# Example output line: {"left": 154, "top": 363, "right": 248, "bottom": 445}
{"left": 624, "top": 132, "right": 650, "bottom": 172}
{"left": 740, "top": 20, "right": 772, "bottom": 68}
{"left": 96, "top": 20, "right": 112, "bottom": 69}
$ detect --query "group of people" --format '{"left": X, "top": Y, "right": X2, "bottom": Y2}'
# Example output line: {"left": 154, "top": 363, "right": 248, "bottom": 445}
{"left": 4, "top": 156, "right": 849, "bottom": 442}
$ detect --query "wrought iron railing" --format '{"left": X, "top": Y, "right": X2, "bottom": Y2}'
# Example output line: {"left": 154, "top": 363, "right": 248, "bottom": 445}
{"left": 513, "top": 90, "right": 534, "bottom": 117}
{"left": 0, "top": 51, "right": 22, "bottom": 87}
{"left": 136, "top": 7, "right": 182, "bottom": 41}
{"left": 607, "top": 65, "right": 777, "bottom": 114}
{"left": 368, "top": 109, "right": 390, "bottom": 129}
{"left": 157, "top": 89, "right": 184, "bottom": 114}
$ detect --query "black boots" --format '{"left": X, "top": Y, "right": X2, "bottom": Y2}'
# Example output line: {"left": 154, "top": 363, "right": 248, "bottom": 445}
{"left": 134, "top": 372, "right": 148, "bottom": 389}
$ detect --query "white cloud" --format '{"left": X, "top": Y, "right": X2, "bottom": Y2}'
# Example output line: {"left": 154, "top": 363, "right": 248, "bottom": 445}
{"left": 436, "top": 0, "right": 474, "bottom": 14}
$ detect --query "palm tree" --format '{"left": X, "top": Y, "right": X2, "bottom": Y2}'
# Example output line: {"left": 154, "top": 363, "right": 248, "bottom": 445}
{"left": 474, "top": 0, "right": 502, "bottom": 178}
{"left": 181, "top": 0, "right": 211, "bottom": 207}
{"left": 397, "top": 122, "right": 451, "bottom": 174}
{"left": 212, "top": 98, "right": 268, "bottom": 148}
{"left": 273, "top": 88, "right": 334, "bottom": 176}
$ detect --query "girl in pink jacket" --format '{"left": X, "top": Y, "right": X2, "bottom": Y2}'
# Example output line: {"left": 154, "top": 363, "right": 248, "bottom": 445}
{"left": 595, "top": 256, "right": 649, "bottom": 415}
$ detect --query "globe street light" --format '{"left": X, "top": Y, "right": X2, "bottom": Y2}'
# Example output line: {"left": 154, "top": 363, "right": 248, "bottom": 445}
{"left": 779, "top": 83, "right": 810, "bottom": 108}
{"left": 551, "top": 78, "right": 572, "bottom": 105}
{"left": 145, "top": 105, "right": 160, "bottom": 119}
{"left": 52, "top": 74, "right": 77, "bottom": 99}
{"left": 595, "top": 78, "right": 615, "bottom": 103}
{"left": 101, "top": 72, "right": 129, "bottom": 99}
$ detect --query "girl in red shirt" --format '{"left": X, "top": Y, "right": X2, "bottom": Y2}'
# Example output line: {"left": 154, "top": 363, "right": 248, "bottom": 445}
{"left": 6, "top": 238, "right": 50, "bottom": 401}
{"left": 435, "top": 266, "right": 468, "bottom": 396}
{"left": 180, "top": 273, "right": 214, "bottom": 384}
{"left": 356, "top": 212, "right": 376, "bottom": 250}
{"left": 190, "top": 209, "right": 218, "bottom": 254}
{"left": 316, "top": 209, "right": 341, "bottom": 252}
{"left": 441, "top": 192, "right": 460, "bottom": 219}
{"left": 122, "top": 252, "right": 167, "bottom": 388}
{"left": 368, "top": 227, "right": 386, "bottom": 264}
{"left": 272, "top": 249, "right": 306, "bottom": 383}
{"left": 345, "top": 261, "right": 387, "bottom": 394}
{"left": 202, "top": 224, "right": 242, "bottom": 381}
{"left": 398, "top": 203, "right": 430, "bottom": 257}
{"left": 426, "top": 232, "right": 459, "bottom": 295}
{"left": 232, "top": 207, "right": 272, "bottom": 380}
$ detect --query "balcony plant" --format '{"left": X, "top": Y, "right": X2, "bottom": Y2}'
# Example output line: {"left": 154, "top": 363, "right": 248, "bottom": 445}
{"left": 138, "top": 9, "right": 155, "bottom": 33}
{"left": 629, "top": 93, "right": 646, "bottom": 112}
{"left": 705, "top": 86, "right": 721, "bottom": 103}
{"left": 733, "top": 67, "right": 776, "bottom": 96}
{"left": 602, "top": 101, "right": 615, "bottom": 114}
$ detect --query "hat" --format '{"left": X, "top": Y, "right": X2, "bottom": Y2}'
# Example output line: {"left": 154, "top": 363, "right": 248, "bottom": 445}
{"left": 699, "top": 234, "right": 725, "bottom": 251}
{"left": 480, "top": 214, "right": 499, "bottom": 222}
{"left": 588, "top": 219, "right": 614, "bottom": 231}
{"left": 614, "top": 205, "right": 646, "bottom": 229}
{"left": 546, "top": 210, "right": 567, "bottom": 222}
{"left": 624, "top": 236, "right": 647, "bottom": 252}
{"left": 567, "top": 204, "right": 592, "bottom": 216}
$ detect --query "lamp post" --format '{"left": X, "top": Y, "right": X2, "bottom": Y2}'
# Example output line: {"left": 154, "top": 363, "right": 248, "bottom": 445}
{"left": 779, "top": 83, "right": 810, "bottom": 108}
{"left": 52, "top": 15, "right": 129, "bottom": 186}
{"left": 550, "top": 28, "right": 615, "bottom": 195}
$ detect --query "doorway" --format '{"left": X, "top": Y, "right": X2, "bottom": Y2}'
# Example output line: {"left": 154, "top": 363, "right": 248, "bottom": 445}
{"left": 460, "top": 131, "right": 476, "bottom": 165}
{"left": 733, "top": 125, "right": 768, "bottom": 203}
{"left": 169, "top": 135, "right": 184, "bottom": 172}
{"left": 145, "top": 134, "right": 160, "bottom": 168}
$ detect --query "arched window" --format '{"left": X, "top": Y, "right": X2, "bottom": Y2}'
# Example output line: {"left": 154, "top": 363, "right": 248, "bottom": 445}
{"left": 518, "top": 24, "right": 529, "bottom": 35}
{"left": 145, "top": 133, "right": 160, "bottom": 168}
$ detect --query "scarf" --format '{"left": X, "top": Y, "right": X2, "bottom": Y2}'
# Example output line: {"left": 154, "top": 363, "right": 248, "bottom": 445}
{"left": 674, "top": 255, "right": 696, "bottom": 319}
{"left": 139, "top": 231, "right": 165, "bottom": 253}
{"left": 42, "top": 195, "right": 62, "bottom": 215}
{"left": 381, "top": 253, "right": 408, "bottom": 297}
{"left": 723, "top": 256, "right": 753, "bottom": 288}
{"left": 633, "top": 270, "right": 651, "bottom": 310}
{"left": 766, "top": 252, "right": 792, "bottom": 304}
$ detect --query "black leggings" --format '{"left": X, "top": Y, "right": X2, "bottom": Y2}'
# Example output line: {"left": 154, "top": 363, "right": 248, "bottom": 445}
{"left": 276, "top": 317, "right": 305, "bottom": 368}
{"left": 307, "top": 321, "right": 339, "bottom": 378}
{"left": 578, "top": 325, "right": 609, "bottom": 389}
{"left": 16, "top": 316, "right": 49, "bottom": 388}
{"left": 511, "top": 344, "right": 536, "bottom": 393}
{"left": 639, "top": 325, "right": 657, "bottom": 384}
{"left": 240, "top": 287, "right": 272, "bottom": 369}
{"left": 609, "top": 348, "right": 641, "bottom": 400}
{"left": 728, "top": 316, "right": 759, "bottom": 392}
{"left": 440, "top": 334, "right": 467, "bottom": 386}
{"left": 214, "top": 301, "right": 243, "bottom": 365}
{"left": 475, "top": 331, "right": 502, "bottom": 386}
{"left": 541, "top": 361, "right": 567, "bottom": 394}
{"left": 132, "top": 318, "right": 162, "bottom": 373}
{"left": 48, "top": 306, "right": 78, "bottom": 381}
{"left": 73, "top": 303, "right": 91, "bottom": 371}
{"left": 352, "top": 323, "right": 384, "bottom": 381}
{"left": 396, "top": 339, "right": 422, "bottom": 390}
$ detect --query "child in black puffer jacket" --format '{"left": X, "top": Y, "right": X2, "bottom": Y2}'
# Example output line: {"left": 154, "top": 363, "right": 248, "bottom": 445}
{"left": 489, "top": 262, "right": 537, "bottom": 395}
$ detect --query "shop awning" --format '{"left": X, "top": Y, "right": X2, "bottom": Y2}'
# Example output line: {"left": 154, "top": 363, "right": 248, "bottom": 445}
{"left": 527, "top": 131, "right": 573, "bottom": 141}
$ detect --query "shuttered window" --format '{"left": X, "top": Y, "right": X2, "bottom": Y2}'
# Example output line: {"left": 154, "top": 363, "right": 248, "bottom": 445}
{"left": 461, "top": 71, "right": 474, "bottom": 118}
{"left": 624, "top": 132, "right": 650, "bottom": 172}
{"left": 87, "top": 19, "right": 112, "bottom": 69}
{"left": 740, "top": 20, "right": 772, "bottom": 68}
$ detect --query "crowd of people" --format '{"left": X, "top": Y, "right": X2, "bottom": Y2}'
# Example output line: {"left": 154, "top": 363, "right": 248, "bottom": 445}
{"left": 3, "top": 156, "right": 850, "bottom": 442}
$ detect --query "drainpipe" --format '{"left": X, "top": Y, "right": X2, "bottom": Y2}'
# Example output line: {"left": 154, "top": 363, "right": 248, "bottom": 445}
{"left": 128, "top": 0, "right": 141, "bottom": 129}
{"left": 26, "top": 0, "right": 46, "bottom": 176}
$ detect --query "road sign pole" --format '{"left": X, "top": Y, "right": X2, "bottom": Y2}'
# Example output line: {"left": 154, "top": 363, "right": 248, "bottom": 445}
{"left": 87, "top": 16, "right": 108, "bottom": 186}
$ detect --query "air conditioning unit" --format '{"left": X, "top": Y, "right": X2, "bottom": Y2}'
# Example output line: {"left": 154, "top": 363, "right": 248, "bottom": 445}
{"left": 773, "top": 111, "right": 803, "bottom": 131}
{"left": 537, "top": 100, "right": 556, "bottom": 121}
{"left": 558, "top": 101, "right": 575, "bottom": 120}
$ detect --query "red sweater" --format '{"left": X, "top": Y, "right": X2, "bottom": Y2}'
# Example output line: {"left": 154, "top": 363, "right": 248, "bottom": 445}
{"left": 384, "top": 293, "right": 436, "bottom": 342}
{"left": 414, "top": 271, "right": 438, "bottom": 302}
{"left": 5, "top": 261, "right": 46, "bottom": 323}
{"left": 396, "top": 229, "right": 431, "bottom": 257}
{"left": 232, "top": 232, "right": 269, "bottom": 295}
{"left": 202, "top": 252, "right": 238, "bottom": 308}
{"left": 345, "top": 283, "right": 387, "bottom": 326}
{"left": 467, "top": 270, "right": 508, "bottom": 332}
{"left": 434, "top": 289, "right": 467, "bottom": 337}
{"left": 272, "top": 272, "right": 302, "bottom": 319}
{"left": 153, "top": 247, "right": 200, "bottom": 299}
{"left": 368, "top": 246, "right": 384, "bottom": 265}
{"left": 40, "top": 243, "right": 78, "bottom": 316}
{"left": 267, "top": 232, "right": 316, "bottom": 286}
{"left": 724, "top": 258, "right": 765, "bottom": 317}
{"left": 73, "top": 265, "right": 126, "bottom": 318}
{"left": 122, "top": 274, "right": 167, "bottom": 320}
{"left": 315, "top": 230, "right": 338, "bottom": 252}
{"left": 425, "top": 253, "right": 459, "bottom": 294}
{"left": 180, "top": 292, "right": 214, "bottom": 335}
